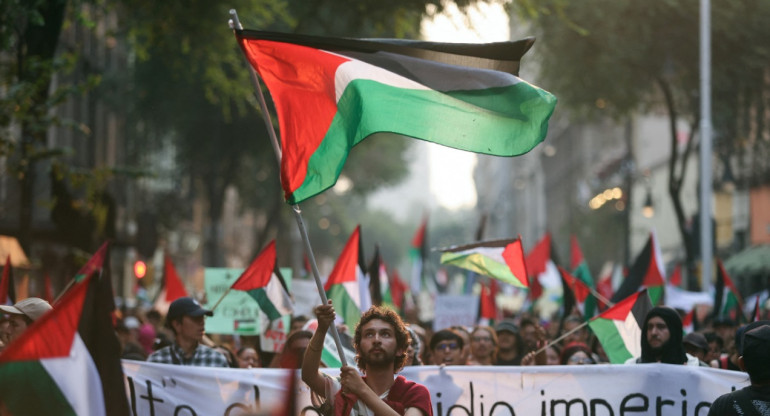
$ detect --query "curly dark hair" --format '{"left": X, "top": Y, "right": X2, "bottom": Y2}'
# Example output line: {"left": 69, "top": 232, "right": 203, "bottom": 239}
{"left": 353, "top": 306, "right": 411, "bottom": 372}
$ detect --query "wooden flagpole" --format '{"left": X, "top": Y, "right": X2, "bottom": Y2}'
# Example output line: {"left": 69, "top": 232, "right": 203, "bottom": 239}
{"left": 229, "top": 10, "right": 350, "bottom": 368}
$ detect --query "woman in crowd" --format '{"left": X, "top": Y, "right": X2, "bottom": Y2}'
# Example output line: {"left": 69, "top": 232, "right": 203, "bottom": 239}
{"left": 560, "top": 342, "right": 595, "bottom": 365}
{"left": 467, "top": 325, "right": 498, "bottom": 365}
{"left": 236, "top": 346, "right": 260, "bottom": 369}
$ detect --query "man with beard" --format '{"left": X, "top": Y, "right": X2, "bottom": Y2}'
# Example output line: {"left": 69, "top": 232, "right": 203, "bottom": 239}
{"left": 626, "top": 306, "right": 699, "bottom": 365}
{"left": 302, "top": 301, "right": 432, "bottom": 416}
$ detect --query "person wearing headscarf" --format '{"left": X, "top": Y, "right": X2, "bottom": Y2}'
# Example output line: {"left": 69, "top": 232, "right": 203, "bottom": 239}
{"left": 626, "top": 306, "right": 699, "bottom": 366}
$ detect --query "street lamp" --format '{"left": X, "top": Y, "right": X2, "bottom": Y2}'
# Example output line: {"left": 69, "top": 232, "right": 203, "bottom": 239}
{"left": 642, "top": 188, "right": 654, "bottom": 218}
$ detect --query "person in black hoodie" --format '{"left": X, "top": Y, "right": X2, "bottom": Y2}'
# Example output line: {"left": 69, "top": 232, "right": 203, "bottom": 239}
{"left": 627, "top": 306, "right": 699, "bottom": 366}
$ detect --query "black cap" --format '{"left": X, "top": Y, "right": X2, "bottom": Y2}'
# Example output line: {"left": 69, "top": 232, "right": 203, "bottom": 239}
{"left": 494, "top": 319, "right": 519, "bottom": 334}
{"left": 167, "top": 297, "right": 213, "bottom": 321}
{"left": 682, "top": 332, "right": 709, "bottom": 352}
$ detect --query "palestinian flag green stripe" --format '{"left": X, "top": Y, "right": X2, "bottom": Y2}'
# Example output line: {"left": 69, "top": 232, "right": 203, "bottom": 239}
{"left": 327, "top": 283, "right": 361, "bottom": 330}
{"left": 441, "top": 252, "right": 518, "bottom": 285}
{"left": 0, "top": 361, "right": 76, "bottom": 415}
{"left": 246, "top": 288, "right": 282, "bottom": 321}
{"left": 294, "top": 81, "right": 552, "bottom": 203}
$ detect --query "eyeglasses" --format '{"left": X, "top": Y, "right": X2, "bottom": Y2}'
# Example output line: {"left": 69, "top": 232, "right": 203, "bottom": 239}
{"left": 472, "top": 336, "right": 492, "bottom": 343}
{"left": 435, "top": 342, "right": 459, "bottom": 351}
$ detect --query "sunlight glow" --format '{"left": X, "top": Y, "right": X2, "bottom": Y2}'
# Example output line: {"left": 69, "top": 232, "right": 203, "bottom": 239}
{"left": 421, "top": 1, "right": 510, "bottom": 210}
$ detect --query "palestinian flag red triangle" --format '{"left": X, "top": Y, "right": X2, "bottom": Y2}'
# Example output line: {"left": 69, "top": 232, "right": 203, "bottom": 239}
{"left": 588, "top": 289, "right": 652, "bottom": 363}
{"left": 75, "top": 241, "right": 109, "bottom": 281}
{"left": 0, "top": 268, "right": 129, "bottom": 414}
{"left": 231, "top": 240, "right": 293, "bottom": 321}
{"left": 611, "top": 232, "right": 665, "bottom": 305}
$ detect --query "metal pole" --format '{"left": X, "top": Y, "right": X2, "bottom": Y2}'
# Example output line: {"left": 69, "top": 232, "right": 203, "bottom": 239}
{"left": 229, "top": 9, "right": 350, "bottom": 367}
{"left": 699, "top": 0, "right": 713, "bottom": 294}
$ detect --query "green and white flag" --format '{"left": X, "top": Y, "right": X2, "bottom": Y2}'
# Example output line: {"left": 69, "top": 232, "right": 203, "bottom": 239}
{"left": 0, "top": 269, "right": 129, "bottom": 415}
{"left": 440, "top": 238, "right": 529, "bottom": 289}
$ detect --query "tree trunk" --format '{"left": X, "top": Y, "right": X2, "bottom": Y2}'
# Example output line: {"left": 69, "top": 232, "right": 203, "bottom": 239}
{"left": 657, "top": 77, "right": 700, "bottom": 289}
{"left": 16, "top": 0, "right": 68, "bottom": 253}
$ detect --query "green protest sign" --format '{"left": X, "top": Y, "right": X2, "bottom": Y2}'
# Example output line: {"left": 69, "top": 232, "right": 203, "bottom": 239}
{"left": 203, "top": 267, "right": 292, "bottom": 335}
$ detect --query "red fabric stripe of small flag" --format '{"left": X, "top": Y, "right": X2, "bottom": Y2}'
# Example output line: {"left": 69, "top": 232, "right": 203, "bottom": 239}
{"left": 390, "top": 270, "right": 406, "bottom": 309}
{"left": 163, "top": 255, "right": 189, "bottom": 301}
{"left": 411, "top": 217, "right": 427, "bottom": 248}
{"left": 325, "top": 226, "right": 361, "bottom": 290}
{"left": 480, "top": 283, "right": 496, "bottom": 319}
{"left": 600, "top": 290, "right": 641, "bottom": 321}
{"left": 232, "top": 241, "right": 277, "bottom": 291}
{"left": 669, "top": 264, "right": 682, "bottom": 287}
{"left": 525, "top": 233, "right": 551, "bottom": 276}
{"left": 559, "top": 266, "right": 591, "bottom": 303}
{"left": 570, "top": 235, "right": 584, "bottom": 270}
{"left": 502, "top": 238, "right": 528, "bottom": 288}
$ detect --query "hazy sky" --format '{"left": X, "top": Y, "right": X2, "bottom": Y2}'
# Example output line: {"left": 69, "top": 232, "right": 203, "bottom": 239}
{"left": 421, "top": 1, "right": 510, "bottom": 210}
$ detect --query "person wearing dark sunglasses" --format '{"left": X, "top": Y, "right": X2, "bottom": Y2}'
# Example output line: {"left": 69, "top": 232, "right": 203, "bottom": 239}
{"left": 429, "top": 329, "right": 466, "bottom": 366}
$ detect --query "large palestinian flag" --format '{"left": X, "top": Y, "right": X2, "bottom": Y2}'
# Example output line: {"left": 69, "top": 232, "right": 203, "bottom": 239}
{"left": 0, "top": 270, "right": 129, "bottom": 415}
{"left": 235, "top": 30, "right": 557, "bottom": 204}
{"left": 440, "top": 238, "right": 528, "bottom": 289}
{"left": 231, "top": 240, "right": 293, "bottom": 321}
{"left": 325, "top": 226, "right": 368, "bottom": 329}
{"left": 611, "top": 232, "right": 665, "bottom": 305}
{"left": 588, "top": 289, "right": 653, "bottom": 364}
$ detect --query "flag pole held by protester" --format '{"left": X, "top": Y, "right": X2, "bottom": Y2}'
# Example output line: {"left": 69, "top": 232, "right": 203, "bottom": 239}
{"left": 230, "top": 3, "right": 557, "bottom": 367}
{"left": 229, "top": 10, "right": 350, "bottom": 367}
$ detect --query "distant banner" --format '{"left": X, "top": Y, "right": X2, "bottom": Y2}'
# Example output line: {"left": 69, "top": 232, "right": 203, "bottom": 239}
{"left": 203, "top": 267, "right": 292, "bottom": 337}
{"left": 122, "top": 361, "right": 749, "bottom": 416}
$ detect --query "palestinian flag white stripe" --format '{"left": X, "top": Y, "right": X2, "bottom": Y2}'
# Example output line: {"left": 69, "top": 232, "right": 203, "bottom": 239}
{"left": 264, "top": 273, "right": 293, "bottom": 316}
{"left": 42, "top": 335, "right": 106, "bottom": 416}
{"left": 612, "top": 312, "right": 643, "bottom": 360}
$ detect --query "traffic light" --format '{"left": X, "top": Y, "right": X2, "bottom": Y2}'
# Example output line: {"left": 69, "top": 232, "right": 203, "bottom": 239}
{"left": 134, "top": 260, "right": 147, "bottom": 279}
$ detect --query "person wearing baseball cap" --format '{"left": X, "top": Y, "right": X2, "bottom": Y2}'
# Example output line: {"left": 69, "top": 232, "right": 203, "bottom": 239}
{"left": 0, "top": 297, "right": 53, "bottom": 347}
{"left": 708, "top": 321, "right": 770, "bottom": 415}
{"left": 146, "top": 297, "right": 228, "bottom": 367}
{"left": 494, "top": 320, "right": 523, "bottom": 365}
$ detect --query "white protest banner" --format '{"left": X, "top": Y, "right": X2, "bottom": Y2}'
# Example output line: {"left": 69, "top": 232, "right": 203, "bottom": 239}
{"left": 433, "top": 294, "right": 478, "bottom": 331}
{"left": 123, "top": 361, "right": 748, "bottom": 416}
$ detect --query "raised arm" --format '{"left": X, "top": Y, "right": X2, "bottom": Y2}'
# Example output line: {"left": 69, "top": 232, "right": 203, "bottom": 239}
{"left": 301, "top": 300, "right": 335, "bottom": 397}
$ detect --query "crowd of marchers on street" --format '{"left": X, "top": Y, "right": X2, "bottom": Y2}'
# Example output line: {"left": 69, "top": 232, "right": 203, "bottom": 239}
{"left": 1, "top": 296, "right": 769, "bottom": 416}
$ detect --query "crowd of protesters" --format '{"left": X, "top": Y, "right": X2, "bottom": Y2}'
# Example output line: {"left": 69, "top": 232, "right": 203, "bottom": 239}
{"left": 103, "top": 296, "right": 767, "bottom": 376}
{"left": 2, "top": 293, "right": 767, "bottom": 414}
